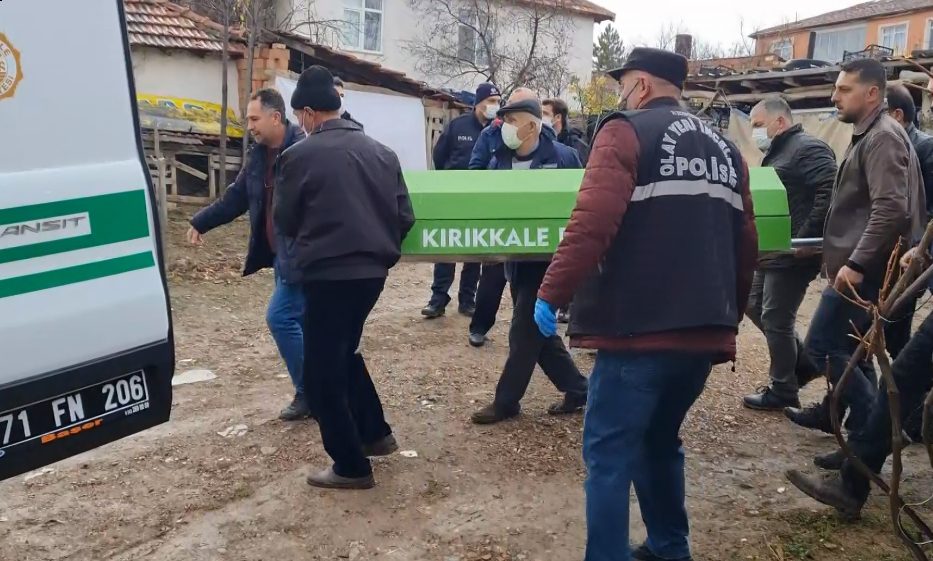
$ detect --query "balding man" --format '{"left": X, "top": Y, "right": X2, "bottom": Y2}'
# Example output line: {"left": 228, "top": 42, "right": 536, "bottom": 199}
{"left": 743, "top": 97, "right": 836, "bottom": 412}
{"left": 534, "top": 48, "right": 758, "bottom": 561}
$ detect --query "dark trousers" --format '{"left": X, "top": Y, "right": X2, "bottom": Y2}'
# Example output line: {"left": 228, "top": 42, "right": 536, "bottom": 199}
{"left": 470, "top": 263, "right": 507, "bottom": 336}
{"left": 430, "top": 262, "right": 481, "bottom": 308}
{"left": 301, "top": 278, "right": 392, "bottom": 478}
{"left": 805, "top": 285, "right": 879, "bottom": 433}
{"left": 746, "top": 266, "right": 819, "bottom": 398}
{"left": 493, "top": 264, "right": 588, "bottom": 410}
{"left": 843, "top": 310, "right": 933, "bottom": 502}
{"left": 884, "top": 296, "right": 917, "bottom": 359}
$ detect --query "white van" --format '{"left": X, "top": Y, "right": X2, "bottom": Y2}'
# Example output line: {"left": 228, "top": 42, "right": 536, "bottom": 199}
{"left": 0, "top": 0, "right": 174, "bottom": 480}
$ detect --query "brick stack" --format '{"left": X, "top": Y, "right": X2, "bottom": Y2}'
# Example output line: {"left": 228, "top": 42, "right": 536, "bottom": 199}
{"left": 237, "top": 43, "right": 290, "bottom": 110}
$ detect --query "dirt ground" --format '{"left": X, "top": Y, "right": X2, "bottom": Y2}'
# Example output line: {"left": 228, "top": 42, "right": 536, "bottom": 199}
{"left": 1, "top": 208, "right": 931, "bottom": 561}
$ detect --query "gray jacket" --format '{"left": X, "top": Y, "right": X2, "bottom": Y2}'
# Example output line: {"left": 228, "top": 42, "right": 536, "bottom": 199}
{"left": 823, "top": 105, "right": 926, "bottom": 283}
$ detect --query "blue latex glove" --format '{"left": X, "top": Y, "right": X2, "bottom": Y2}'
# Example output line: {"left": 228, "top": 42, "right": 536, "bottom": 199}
{"left": 534, "top": 298, "right": 558, "bottom": 337}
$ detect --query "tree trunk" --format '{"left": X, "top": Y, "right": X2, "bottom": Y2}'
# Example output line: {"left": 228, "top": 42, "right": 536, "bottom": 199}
{"left": 242, "top": 20, "right": 256, "bottom": 163}
{"left": 219, "top": 8, "right": 230, "bottom": 196}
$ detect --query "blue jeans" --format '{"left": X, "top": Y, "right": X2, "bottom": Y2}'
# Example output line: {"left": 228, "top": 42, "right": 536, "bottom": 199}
{"left": 804, "top": 285, "right": 877, "bottom": 432}
{"left": 584, "top": 351, "right": 712, "bottom": 561}
{"left": 266, "top": 260, "right": 306, "bottom": 400}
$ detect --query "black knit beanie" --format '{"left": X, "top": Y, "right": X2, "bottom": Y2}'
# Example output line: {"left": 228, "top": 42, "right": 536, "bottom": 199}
{"left": 290, "top": 65, "right": 341, "bottom": 111}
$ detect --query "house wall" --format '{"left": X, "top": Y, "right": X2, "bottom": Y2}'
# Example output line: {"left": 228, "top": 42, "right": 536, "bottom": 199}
{"left": 754, "top": 9, "right": 933, "bottom": 60}
{"left": 131, "top": 47, "right": 239, "bottom": 108}
{"left": 281, "top": 0, "right": 598, "bottom": 101}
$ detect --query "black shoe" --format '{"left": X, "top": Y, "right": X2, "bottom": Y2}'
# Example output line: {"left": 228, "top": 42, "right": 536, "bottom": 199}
{"left": 468, "top": 332, "right": 486, "bottom": 347}
{"left": 458, "top": 304, "right": 476, "bottom": 317}
{"left": 631, "top": 543, "right": 692, "bottom": 561}
{"left": 786, "top": 469, "right": 864, "bottom": 520}
{"left": 471, "top": 403, "right": 520, "bottom": 425}
{"left": 306, "top": 467, "right": 375, "bottom": 490}
{"left": 421, "top": 303, "right": 446, "bottom": 319}
{"left": 362, "top": 434, "right": 398, "bottom": 457}
{"left": 784, "top": 402, "right": 835, "bottom": 434}
{"left": 547, "top": 393, "right": 587, "bottom": 415}
{"left": 743, "top": 386, "right": 800, "bottom": 411}
{"left": 279, "top": 397, "right": 312, "bottom": 421}
{"left": 814, "top": 449, "right": 846, "bottom": 471}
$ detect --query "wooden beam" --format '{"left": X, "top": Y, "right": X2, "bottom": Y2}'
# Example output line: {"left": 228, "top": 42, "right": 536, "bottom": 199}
{"left": 174, "top": 160, "right": 208, "bottom": 181}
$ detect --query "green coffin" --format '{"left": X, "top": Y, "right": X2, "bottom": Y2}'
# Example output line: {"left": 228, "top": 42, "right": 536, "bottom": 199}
{"left": 401, "top": 168, "right": 790, "bottom": 260}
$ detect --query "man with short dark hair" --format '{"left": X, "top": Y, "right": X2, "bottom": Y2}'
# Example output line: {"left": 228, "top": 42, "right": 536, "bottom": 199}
{"left": 742, "top": 97, "right": 835, "bottom": 411}
{"left": 423, "top": 83, "right": 502, "bottom": 319}
{"left": 881, "top": 84, "right": 933, "bottom": 358}
{"left": 785, "top": 58, "right": 926, "bottom": 436}
{"left": 187, "top": 89, "right": 309, "bottom": 421}
{"left": 333, "top": 76, "right": 364, "bottom": 130}
{"left": 542, "top": 97, "right": 590, "bottom": 164}
{"left": 279, "top": 65, "right": 415, "bottom": 490}
{"left": 536, "top": 48, "right": 758, "bottom": 561}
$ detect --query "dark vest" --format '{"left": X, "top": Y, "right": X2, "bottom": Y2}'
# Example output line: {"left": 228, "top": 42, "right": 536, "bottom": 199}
{"left": 568, "top": 98, "right": 747, "bottom": 338}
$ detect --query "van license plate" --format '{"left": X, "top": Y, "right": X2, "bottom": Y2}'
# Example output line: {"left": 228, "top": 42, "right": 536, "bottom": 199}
{"left": 0, "top": 371, "right": 150, "bottom": 452}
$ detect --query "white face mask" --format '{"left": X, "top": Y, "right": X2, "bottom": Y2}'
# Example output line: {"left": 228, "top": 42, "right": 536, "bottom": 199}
{"left": 483, "top": 103, "right": 499, "bottom": 121}
{"left": 501, "top": 122, "right": 523, "bottom": 150}
{"left": 752, "top": 127, "right": 771, "bottom": 152}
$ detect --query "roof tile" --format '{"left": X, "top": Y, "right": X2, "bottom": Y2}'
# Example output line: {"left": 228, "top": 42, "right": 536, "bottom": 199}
{"left": 124, "top": 0, "right": 229, "bottom": 53}
{"left": 755, "top": 0, "right": 933, "bottom": 37}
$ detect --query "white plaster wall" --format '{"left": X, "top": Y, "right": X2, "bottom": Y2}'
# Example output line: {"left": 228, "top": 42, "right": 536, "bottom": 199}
{"left": 130, "top": 47, "right": 239, "bottom": 108}
{"left": 283, "top": 0, "right": 597, "bottom": 103}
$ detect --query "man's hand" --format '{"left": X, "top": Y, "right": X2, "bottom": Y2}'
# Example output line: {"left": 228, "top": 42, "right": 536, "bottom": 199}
{"left": 534, "top": 298, "right": 558, "bottom": 338}
{"left": 901, "top": 246, "right": 919, "bottom": 269}
{"left": 187, "top": 226, "right": 204, "bottom": 245}
{"left": 833, "top": 264, "right": 864, "bottom": 293}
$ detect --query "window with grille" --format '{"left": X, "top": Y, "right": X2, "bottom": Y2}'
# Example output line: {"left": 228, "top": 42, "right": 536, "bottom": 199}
{"left": 341, "top": 0, "right": 383, "bottom": 53}
{"left": 879, "top": 22, "right": 908, "bottom": 55}
{"left": 770, "top": 38, "right": 792, "bottom": 60}
{"left": 457, "top": 8, "right": 489, "bottom": 66}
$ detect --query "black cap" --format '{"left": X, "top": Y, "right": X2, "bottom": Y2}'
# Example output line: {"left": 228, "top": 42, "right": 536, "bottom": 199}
{"left": 290, "top": 65, "right": 342, "bottom": 111}
{"left": 607, "top": 47, "right": 688, "bottom": 88}
{"left": 496, "top": 98, "right": 542, "bottom": 120}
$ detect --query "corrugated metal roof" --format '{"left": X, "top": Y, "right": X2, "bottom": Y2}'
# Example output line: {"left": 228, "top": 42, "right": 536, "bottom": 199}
{"left": 125, "top": 0, "right": 238, "bottom": 53}
{"left": 754, "top": 0, "right": 933, "bottom": 37}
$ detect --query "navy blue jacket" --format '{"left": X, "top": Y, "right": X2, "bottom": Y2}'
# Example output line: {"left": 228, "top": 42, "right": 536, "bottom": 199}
{"left": 470, "top": 122, "right": 567, "bottom": 170}
{"left": 433, "top": 111, "right": 488, "bottom": 170}
{"left": 488, "top": 131, "right": 582, "bottom": 283}
{"left": 190, "top": 123, "right": 304, "bottom": 276}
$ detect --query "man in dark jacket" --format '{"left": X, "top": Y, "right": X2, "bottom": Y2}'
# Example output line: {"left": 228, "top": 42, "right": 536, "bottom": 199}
{"left": 468, "top": 87, "right": 538, "bottom": 348}
{"left": 743, "top": 97, "right": 835, "bottom": 411}
{"left": 277, "top": 66, "right": 415, "bottom": 490}
{"left": 187, "top": 89, "right": 309, "bottom": 421}
{"left": 881, "top": 84, "right": 933, "bottom": 358}
{"left": 470, "top": 98, "right": 589, "bottom": 425}
{"left": 543, "top": 97, "right": 590, "bottom": 165}
{"left": 785, "top": 59, "right": 926, "bottom": 436}
{"left": 535, "top": 48, "right": 758, "bottom": 561}
{"left": 423, "top": 83, "right": 502, "bottom": 319}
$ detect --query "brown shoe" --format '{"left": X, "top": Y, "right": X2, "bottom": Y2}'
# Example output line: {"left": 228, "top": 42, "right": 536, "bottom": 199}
{"left": 362, "top": 435, "right": 398, "bottom": 457}
{"left": 306, "top": 467, "right": 375, "bottom": 490}
{"left": 471, "top": 403, "right": 519, "bottom": 425}
{"left": 785, "top": 469, "right": 863, "bottom": 520}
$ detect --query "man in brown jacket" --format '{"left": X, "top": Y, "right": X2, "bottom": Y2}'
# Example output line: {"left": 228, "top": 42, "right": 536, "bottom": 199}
{"left": 533, "top": 48, "right": 758, "bottom": 561}
{"left": 785, "top": 58, "right": 926, "bottom": 439}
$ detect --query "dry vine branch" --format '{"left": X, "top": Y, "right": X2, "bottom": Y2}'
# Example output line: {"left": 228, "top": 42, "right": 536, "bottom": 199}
{"left": 826, "top": 220, "right": 933, "bottom": 559}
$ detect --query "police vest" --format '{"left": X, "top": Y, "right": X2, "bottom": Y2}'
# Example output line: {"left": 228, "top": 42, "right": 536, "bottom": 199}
{"left": 568, "top": 98, "right": 747, "bottom": 338}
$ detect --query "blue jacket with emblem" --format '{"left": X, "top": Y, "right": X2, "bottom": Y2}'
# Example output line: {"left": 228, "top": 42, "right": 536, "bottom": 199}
{"left": 190, "top": 122, "right": 304, "bottom": 276}
{"left": 488, "top": 130, "right": 582, "bottom": 283}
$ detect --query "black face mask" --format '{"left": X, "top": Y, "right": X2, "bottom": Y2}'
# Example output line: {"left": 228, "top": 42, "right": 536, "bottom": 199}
{"left": 618, "top": 79, "right": 644, "bottom": 111}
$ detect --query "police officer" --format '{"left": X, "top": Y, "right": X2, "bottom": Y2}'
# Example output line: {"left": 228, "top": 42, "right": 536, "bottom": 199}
{"left": 534, "top": 48, "right": 758, "bottom": 561}
{"left": 422, "top": 83, "right": 502, "bottom": 319}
